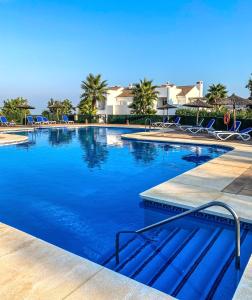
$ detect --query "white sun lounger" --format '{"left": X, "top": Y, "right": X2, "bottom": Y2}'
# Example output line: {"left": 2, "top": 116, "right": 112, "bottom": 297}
{"left": 186, "top": 119, "right": 215, "bottom": 134}
{"left": 215, "top": 127, "right": 252, "bottom": 141}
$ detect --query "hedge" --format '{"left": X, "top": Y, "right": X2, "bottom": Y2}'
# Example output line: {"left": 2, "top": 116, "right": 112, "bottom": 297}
{"left": 28, "top": 113, "right": 252, "bottom": 131}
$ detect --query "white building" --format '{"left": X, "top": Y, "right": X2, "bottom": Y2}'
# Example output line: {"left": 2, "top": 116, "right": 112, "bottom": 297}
{"left": 97, "top": 81, "right": 203, "bottom": 116}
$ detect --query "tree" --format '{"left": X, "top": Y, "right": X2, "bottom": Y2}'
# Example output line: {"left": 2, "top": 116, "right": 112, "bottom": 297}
{"left": 246, "top": 74, "right": 252, "bottom": 99}
{"left": 79, "top": 73, "right": 107, "bottom": 114}
{"left": 78, "top": 97, "right": 97, "bottom": 115}
{"left": 61, "top": 99, "right": 74, "bottom": 114}
{"left": 205, "top": 84, "right": 228, "bottom": 104}
{"left": 2, "top": 97, "right": 30, "bottom": 122}
{"left": 46, "top": 98, "right": 74, "bottom": 119}
{"left": 129, "top": 79, "right": 157, "bottom": 114}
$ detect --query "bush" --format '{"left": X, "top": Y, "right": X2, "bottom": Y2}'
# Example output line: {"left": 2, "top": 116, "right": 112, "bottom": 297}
{"left": 107, "top": 114, "right": 163, "bottom": 125}
{"left": 176, "top": 107, "right": 252, "bottom": 119}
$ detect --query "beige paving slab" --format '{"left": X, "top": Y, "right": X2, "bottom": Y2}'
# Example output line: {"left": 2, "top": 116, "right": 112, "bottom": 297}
{"left": 204, "top": 155, "right": 252, "bottom": 168}
{"left": 65, "top": 266, "right": 173, "bottom": 300}
{"left": 0, "top": 133, "right": 28, "bottom": 146}
{"left": 0, "top": 223, "right": 170, "bottom": 300}
{"left": 0, "top": 224, "right": 102, "bottom": 300}
{"left": 171, "top": 173, "right": 236, "bottom": 191}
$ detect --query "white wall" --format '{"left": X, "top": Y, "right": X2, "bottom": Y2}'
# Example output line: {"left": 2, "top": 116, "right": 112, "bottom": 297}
{"left": 97, "top": 81, "right": 203, "bottom": 115}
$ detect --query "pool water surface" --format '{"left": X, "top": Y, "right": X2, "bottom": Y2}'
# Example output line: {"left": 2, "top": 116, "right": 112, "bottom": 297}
{"left": 0, "top": 127, "right": 227, "bottom": 261}
{"left": 0, "top": 127, "right": 230, "bottom": 261}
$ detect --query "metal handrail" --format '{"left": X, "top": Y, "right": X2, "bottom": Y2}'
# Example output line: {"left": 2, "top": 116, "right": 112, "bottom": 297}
{"left": 115, "top": 201, "right": 240, "bottom": 268}
{"left": 144, "top": 118, "right": 152, "bottom": 131}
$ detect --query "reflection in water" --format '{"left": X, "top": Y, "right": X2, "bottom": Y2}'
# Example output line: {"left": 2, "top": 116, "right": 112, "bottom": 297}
{"left": 48, "top": 128, "right": 76, "bottom": 146}
{"left": 130, "top": 141, "right": 157, "bottom": 164}
{"left": 16, "top": 140, "right": 36, "bottom": 150}
{"left": 78, "top": 127, "right": 108, "bottom": 169}
{"left": 16, "top": 131, "right": 37, "bottom": 150}
{"left": 182, "top": 146, "right": 211, "bottom": 166}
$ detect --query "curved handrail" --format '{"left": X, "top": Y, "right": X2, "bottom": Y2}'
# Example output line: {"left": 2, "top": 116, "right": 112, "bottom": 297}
{"left": 115, "top": 201, "right": 240, "bottom": 268}
{"left": 144, "top": 118, "right": 152, "bottom": 131}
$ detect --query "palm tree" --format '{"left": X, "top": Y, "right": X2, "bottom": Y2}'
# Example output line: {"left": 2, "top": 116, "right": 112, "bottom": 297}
{"left": 79, "top": 73, "right": 107, "bottom": 114}
{"left": 47, "top": 98, "right": 74, "bottom": 119}
{"left": 245, "top": 73, "right": 252, "bottom": 99}
{"left": 129, "top": 79, "right": 158, "bottom": 115}
{"left": 205, "top": 84, "right": 228, "bottom": 104}
{"left": 61, "top": 99, "right": 74, "bottom": 114}
{"left": 2, "top": 97, "right": 30, "bottom": 122}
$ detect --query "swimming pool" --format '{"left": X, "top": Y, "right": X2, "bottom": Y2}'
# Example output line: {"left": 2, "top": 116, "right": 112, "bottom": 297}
{"left": 0, "top": 127, "right": 251, "bottom": 299}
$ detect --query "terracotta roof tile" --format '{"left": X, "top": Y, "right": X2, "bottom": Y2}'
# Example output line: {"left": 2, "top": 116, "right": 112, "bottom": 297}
{"left": 107, "top": 86, "right": 122, "bottom": 91}
{"left": 177, "top": 85, "right": 195, "bottom": 96}
{"left": 117, "top": 88, "right": 134, "bottom": 97}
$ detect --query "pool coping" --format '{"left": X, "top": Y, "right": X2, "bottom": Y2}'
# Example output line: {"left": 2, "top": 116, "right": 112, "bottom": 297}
{"left": 121, "top": 131, "right": 252, "bottom": 223}
{"left": 0, "top": 125, "right": 251, "bottom": 299}
{"left": 0, "top": 133, "right": 29, "bottom": 146}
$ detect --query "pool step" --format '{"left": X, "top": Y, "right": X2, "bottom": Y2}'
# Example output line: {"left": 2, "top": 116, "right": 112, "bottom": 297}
{"left": 104, "top": 225, "right": 249, "bottom": 299}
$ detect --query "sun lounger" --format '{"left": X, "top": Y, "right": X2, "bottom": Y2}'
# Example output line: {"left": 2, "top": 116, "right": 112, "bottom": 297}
{"left": 215, "top": 125, "right": 251, "bottom": 141}
{"left": 186, "top": 119, "right": 215, "bottom": 134}
{"left": 163, "top": 116, "right": 181, "bottom": 128}
{"left": 0, "top": 116, "right": 16, "bottom": 126}
{"left": 43, "top": 117, "right": 56, "bottom": 124}
{"left": 151, "top": 117, "right": 168, "bottom": 128}
{"left": 36, "top": 116, "right": 48, "bottom": 124}
{"left": 179, "top": 118, "right": 204, "bottom": 131}
{"left": 27, "top": 115, "right": 41, "bottom": 125}
{"left": 211, "top": 120, "right": 241, "bottom": 137}
{"left": 61, "top": 115, "right": 74, "bottom": 124}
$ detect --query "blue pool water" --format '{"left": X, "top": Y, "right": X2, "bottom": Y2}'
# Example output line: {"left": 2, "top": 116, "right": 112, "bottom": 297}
{"left": 0, "top": 127, "right": 251, "bottom": 299}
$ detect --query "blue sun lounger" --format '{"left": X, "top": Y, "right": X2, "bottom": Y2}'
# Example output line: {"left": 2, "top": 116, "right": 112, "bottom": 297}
{"left": 179, "top": 118, "right": 205, "bottom": 131}
{"left": 0, "top": 116, "right": 16, "bottom": 126}
{"left": 215, "top": 125, "right": 251, "bottom": 141}
{"left": 61, "top": 115, "right": 74, "bottom": 124}
{"left": 151, "top": 117, "right": 168, "bottom": 128}
{"left": 163, "top": 116, "right": 181, "bottom": 128}
{"left": 210, "top": 121, "right": 242, "bottom": 140}
{"left": 43, "top": 117, "right": 56, "bottom": 124}
{"left": 27, "top": 115, "right": 41, "bottom": 125}
{"left": 36, "top": 116, "right": 46, "bottom": 124}
{"left": 186, "top": 118, "right": 216, "bottom": 134}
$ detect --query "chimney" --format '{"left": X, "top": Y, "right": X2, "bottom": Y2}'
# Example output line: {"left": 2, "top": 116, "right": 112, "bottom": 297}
{"left": 196, "top": 81, "right": 203, "bottom": 97}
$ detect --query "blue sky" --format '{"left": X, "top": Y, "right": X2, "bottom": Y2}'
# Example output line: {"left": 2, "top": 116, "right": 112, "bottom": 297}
{"left": 0, "top": 0, "right": 252, "bottom": 112}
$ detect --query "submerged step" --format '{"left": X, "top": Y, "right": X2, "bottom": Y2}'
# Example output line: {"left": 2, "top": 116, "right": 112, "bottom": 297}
{"left": 117, "top": 228, "right": 177, "bottom": 276}
{"left": 133, "top": 228, "right": 190, "bottom": 284}
{"left": 210, "top": 230, "right": 252, "bottom": 300}
{"left": 151, "top": 227, "right": 216, "bottom": 293}
{"left": 175, "top": 228, "right": 240, "bottom": 300}
{"left": 105, "top": 228, "right": 162, "bottom": 269}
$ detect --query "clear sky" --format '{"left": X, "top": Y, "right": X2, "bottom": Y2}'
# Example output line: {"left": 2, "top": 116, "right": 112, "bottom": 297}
{"left": 0, "top": 0, "right": 252, "bottom": 112}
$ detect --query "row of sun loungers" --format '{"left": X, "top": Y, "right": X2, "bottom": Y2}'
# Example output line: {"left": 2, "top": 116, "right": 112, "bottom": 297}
{"left": 26, "top": 115, "right": 74, "bottom": 125}
{"left": 151, "top": 117, "right": 252, "bottom": 141}
{"left": 0, "top": 115, "right": 74, "bottom": 127}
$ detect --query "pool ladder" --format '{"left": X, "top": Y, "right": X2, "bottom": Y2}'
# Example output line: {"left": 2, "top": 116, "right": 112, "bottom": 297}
{"left": 115, "top": 201, "right": 241, "bottom": 269}
{"left": 145, "top": 118, "right": 152, "bottom": 131}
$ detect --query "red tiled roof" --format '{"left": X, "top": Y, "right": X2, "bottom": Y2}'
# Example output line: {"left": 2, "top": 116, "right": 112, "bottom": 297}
{"left": 177, "top": 85, "right": 195, "bottom": 96}
{"left": 107, "top": 86, "right": 122, "bottom": 91}
{"left": 117, "top": 88, "right": 134, "bottom": 97}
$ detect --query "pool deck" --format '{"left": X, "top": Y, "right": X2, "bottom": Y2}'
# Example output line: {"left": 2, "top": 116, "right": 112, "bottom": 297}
{"left": 0, "top": 124, "right": 252, "bottom": 299}
{"left": 0, "top": 133, "right": 29, "bottom": 146}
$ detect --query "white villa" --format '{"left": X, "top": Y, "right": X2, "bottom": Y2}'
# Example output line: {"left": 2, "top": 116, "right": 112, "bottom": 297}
{"left": 97, "top": 81, "right": 203, "bottom": 116}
